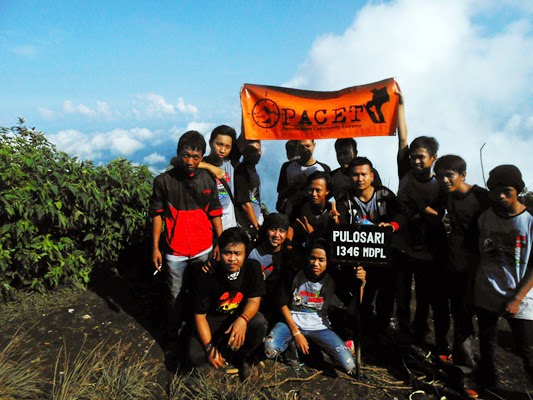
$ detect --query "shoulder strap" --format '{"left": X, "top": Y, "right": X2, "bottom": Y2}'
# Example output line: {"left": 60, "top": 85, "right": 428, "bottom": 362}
{"left": 218, "top": 176, "right": 237, "bottom": 206}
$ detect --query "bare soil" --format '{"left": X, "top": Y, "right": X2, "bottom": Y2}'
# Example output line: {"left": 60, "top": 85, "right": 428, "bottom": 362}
{"left": 2, "top": 251, "right": 533, "bottom": 399}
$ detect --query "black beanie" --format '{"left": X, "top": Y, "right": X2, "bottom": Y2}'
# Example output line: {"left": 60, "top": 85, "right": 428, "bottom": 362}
{"left": 263, "top": 213, "right": 289, "bottom": 231}
{"left": 487, "top": 164, "right": 525, "bottom": 193}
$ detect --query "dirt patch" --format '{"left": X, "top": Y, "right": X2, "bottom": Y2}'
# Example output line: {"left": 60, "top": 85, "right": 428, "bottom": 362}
{"left": 1, "top": 264, "right": 532, "bottom": 399}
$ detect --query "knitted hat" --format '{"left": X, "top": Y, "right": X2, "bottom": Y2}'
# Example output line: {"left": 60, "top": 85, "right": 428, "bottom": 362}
{"left": 487, "top": 164, "right": 525, "bottom": 193}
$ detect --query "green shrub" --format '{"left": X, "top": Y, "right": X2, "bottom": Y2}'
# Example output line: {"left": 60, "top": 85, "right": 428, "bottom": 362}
{"left": 0, "top": 120, "right": 153, "bottom": 296}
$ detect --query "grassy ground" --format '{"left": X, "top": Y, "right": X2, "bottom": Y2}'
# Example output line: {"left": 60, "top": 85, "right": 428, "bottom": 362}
{"left": 1, "top": 266, "right": 533, "bottom": 399}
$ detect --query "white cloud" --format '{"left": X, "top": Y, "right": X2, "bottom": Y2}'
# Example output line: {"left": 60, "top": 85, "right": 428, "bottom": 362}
{"left": 38, "top": 94, "right": 196, "bottom": 123}
{"left": 38, "top": 107, "right": 57, "bottom": 119}
{"left": 12, "top": 45, "right": 39, "bottom": 57}
{"left": 185, "top": 121, "right": 216, "bottom": 135}
{"left": 63, "top": 100, "right": 115, "bottom": 118}
{"left": 282, "top": 0, "right": 533, "bottom": 191}
{"left": 176, "top": 97, "right": 198, "bottom": 114}
{"left": 143, "top": 152, "right": 166, "bottom": 164}
{"left": 132, "top": 93, "right": 198, "bottom": 119}
{"left": 167, "top": 122, "right": 217, "bottom": 145}
{"left": 48, "top": 127, "right": 154, "bottom": 160}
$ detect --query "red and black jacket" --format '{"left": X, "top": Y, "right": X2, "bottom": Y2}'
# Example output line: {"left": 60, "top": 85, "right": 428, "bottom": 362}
{"left": 150, "top": 168, "right": 222, "bottom": 257}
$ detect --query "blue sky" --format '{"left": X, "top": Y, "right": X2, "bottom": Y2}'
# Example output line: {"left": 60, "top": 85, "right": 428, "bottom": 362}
{"left": 1, "top": 0, "right": 532, "bottom": 208}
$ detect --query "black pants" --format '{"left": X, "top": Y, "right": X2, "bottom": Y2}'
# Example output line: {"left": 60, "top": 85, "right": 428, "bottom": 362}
{"left": 449, "top": 268, "right": 476, "bottom": 364}
{"left": 361, "top": 266, "right": 395, "bottom": 335}
{"left": 188, "top": 312, "right": 268, "bottom": 368}
{"left": 395, "top": 253, "right": 450, "bottom": 347}
{"left": 476, "top": 307, "right": 533, "bottom": 383}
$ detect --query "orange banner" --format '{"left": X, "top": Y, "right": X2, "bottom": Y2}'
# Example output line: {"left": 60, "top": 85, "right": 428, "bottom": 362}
{"left": 241, "top": 78, "right": 399, "bottom": 140}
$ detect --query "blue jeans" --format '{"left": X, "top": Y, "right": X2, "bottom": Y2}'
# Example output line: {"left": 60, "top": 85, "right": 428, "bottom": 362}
{"left": 264, "top": 322, "right": 355, "bottom": 373}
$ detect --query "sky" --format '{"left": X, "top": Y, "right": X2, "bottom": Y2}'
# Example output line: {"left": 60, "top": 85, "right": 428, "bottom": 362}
{"left": 1, "top": 0, "right": 532, "bottom": 209}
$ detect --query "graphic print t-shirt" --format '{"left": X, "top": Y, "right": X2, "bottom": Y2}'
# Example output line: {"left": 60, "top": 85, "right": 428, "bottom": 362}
{"left": 215, "top": 159, "right": 237, "bottom": 230}
{"left": 475, "top": 208, "right": 533, "bottom": 319}
{"left": 194, "top": 259, "right": 266, "bottom": 316}
{"left": 286, "top": 269, "right": 335, "bottom": 331}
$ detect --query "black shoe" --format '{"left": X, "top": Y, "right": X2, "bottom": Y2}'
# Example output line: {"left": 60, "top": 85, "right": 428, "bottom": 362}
{"left": 238, "top": 359, "right": 259, "bottom": 382}
{"left": 474, "top": 366, "right": 497, "bottom": 389}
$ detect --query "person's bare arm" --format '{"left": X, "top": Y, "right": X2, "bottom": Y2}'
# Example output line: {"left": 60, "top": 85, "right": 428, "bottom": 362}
{"left": 211, "top": 216, "right": 223, "bottom": 238}
{"left": 152, "top": 215, "right": 163, "bottom": 271}
{"left": 199, "top": 161, "right": 225, "bottom": 179}
{"left": 195, "top": 313, "right": 226, "bottom": 368}
{"left": 422, "top": 206, "right": 439, "bottom": 216}
{"left": 280, "top": 305, "right": 309, "bottom": 355}
{"left": 505, "top": 267, "right": 533, "bottom": 316}
{"left": 210, "top": 216, "right": 223, "bottom": 260}
{"left": 396, "top": 90, "right": 408, "bottom": 162}
{"left": 241, "top": 202, "right": 260, "bottom": 230}
{"left": 225, "top": 297, "right": 261, "bottom": 350}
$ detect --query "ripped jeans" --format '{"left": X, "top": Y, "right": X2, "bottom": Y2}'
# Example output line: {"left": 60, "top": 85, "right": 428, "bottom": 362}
{"left": 264, "top": 322, "right": 355, "bottom": 373}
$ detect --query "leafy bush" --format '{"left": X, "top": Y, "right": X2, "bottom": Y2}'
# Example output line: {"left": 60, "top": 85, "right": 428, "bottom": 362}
{"left": 0, "top": 120, "right": 153, "bottom": 296}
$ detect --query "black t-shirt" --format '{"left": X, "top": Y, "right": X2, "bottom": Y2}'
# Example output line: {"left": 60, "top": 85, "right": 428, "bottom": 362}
{"left": 193, "top": 259, "right": 266, "bottom": 316}
{"left": 234, "top": 162, "right": 262, "bottom": 227}
{"left": 289, "top": 200, "right": 334, "bottom": 246}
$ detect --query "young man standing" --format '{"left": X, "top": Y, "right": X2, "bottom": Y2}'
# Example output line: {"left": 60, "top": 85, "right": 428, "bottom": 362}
{"left": 434, "top": 155, "right": 490, "bottom": 369}
{"left": 235, "top": 140, "right": 264, "bottom": 238}
{"left": 150, "top": 131, "right": 223, "bottom": 356}
{"left": 276, "top": 140, "right": 330, "bottom": 215}
{"left": 336, "top": 156, "right": 400, "bottom": 343}
{"left": 395, "top": 92, "right": 449, "bottom": 352}
{"left": 200, "top": 125, "right": 239, "bottom": 230}
{"left": 188, "top": 228, "right": 267, "bottom": 381}
{"left": 474, "top": 165, "right": 533, "bottom": 388}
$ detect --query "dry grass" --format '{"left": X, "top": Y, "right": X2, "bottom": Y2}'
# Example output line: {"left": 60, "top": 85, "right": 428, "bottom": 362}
{"left": 0, "top": 328, "right": 44, "bottom": 399}
{"left": 52, "top": 340, "right": 160, "bottom": 400}
{"left": 168, "top": 362, "right": 327, "bottom": 400}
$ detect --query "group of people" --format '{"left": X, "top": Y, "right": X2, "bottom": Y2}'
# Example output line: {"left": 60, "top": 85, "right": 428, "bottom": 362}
{"left": 149, "top": 93, "right": 533, "bottom": 388}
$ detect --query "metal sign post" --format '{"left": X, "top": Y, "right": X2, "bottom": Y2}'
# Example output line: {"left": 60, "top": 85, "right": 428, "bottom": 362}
{"left": 330, "top": 224, "right": 393, "bottom": 378}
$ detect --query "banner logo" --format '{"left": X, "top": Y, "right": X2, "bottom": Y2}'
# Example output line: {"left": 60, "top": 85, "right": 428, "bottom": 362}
{"left": 252, "top": 98, "right": 280, "bottom": 128}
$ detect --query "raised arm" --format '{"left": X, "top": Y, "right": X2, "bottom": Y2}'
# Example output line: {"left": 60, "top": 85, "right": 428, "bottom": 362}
{"left": 396, "top": 90, "right": 408, "bottom": 162}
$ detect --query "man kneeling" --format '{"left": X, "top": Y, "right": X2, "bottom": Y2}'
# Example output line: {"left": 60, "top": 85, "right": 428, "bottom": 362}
{"left": 188, "top": 227, "right": 267, "bottom": 381}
